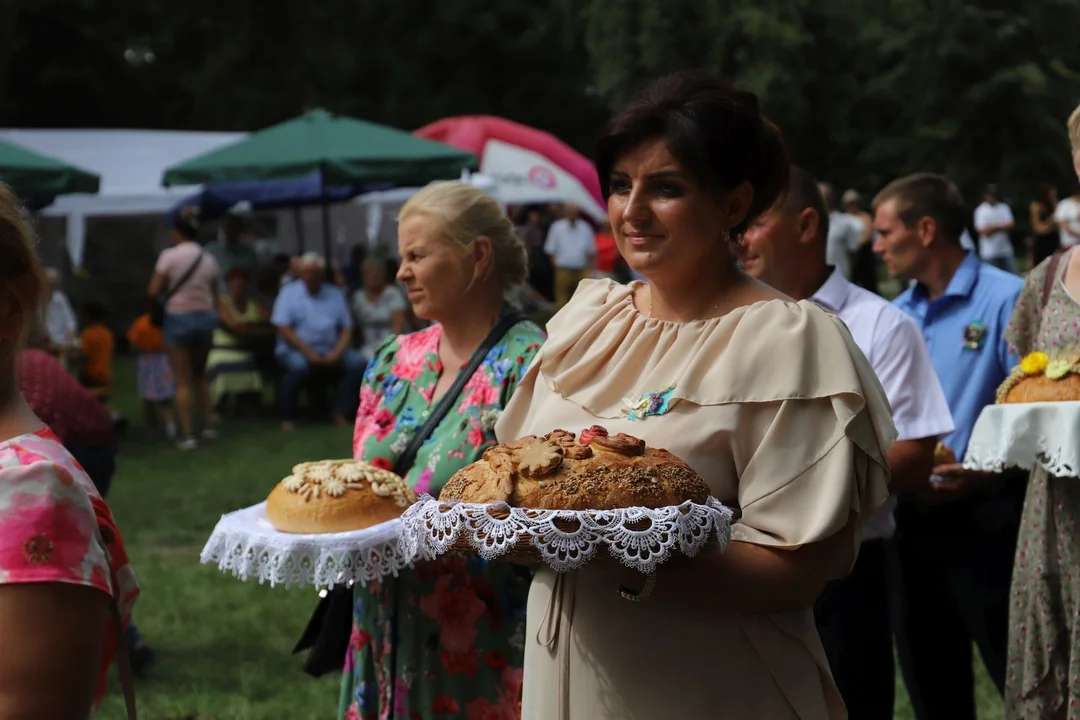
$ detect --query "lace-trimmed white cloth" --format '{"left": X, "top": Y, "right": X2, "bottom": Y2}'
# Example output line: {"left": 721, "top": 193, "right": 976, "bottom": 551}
{"left": 399, "top": 494, "right": 735, "bottom": 574}
{"left": 964, "top": 401, "right": 1080, "bottom": 478}
{"left": 199, "top": 501, "right": 410, "bottom": 589}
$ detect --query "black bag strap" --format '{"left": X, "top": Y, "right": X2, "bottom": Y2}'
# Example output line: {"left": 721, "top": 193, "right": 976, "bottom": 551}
{"left": 391, "top": 311, "right": 526, "bottom": 478}
{"left": 1042, "top": 250, "right": 1066, "bottom": 310}
{"left": 164, "top": 248, "right": 205, "bottom": 300}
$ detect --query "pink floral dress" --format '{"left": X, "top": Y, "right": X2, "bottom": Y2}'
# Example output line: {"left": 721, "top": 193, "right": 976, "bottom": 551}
{"left": 0, "top": 428, "right": 139, "bottom": 715}
{"left": 340, "top": 318, "right": 544, "bottom": 720}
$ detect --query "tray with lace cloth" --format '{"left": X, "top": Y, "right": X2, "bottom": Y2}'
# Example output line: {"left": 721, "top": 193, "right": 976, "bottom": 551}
{"left": 199, "top": 502, "right": 411, "bottom": 589}
{"left": 399, "top": 495, "right": 733, "bottom": 573}
{"left": 401, "top": 428, "right": 736, "bottom": 572}
{"left": 963, "top": 401, "right": 1080, "bottom": 477}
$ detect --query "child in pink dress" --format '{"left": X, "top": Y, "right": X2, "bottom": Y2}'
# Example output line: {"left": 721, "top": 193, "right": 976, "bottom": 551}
{"left": 0, "top": 182, "right": 139, "bottom": 718}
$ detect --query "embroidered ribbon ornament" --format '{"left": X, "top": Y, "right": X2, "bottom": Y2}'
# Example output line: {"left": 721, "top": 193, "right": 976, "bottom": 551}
{"left": 624, "top": 384, "right": 677, "bottom": 421}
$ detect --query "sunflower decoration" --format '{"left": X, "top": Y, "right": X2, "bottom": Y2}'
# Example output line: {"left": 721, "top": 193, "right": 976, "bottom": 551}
{"left": 1019, "top": 351, "right": 1049, "bottom": 376}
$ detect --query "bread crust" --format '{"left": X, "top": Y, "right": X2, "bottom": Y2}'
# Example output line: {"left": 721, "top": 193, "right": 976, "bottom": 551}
{"left": 439, "top": 427, "right": 710, "bottom": 510}
{"left": 265, "top": 460, "right": 416, "bottom": 534}
{"left": 1002, "top": 374, "right": 1080, "bottom": 404}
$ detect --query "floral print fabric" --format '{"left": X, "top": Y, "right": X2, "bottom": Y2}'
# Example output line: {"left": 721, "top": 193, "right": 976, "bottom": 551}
{"left": 341, "top": 319, "right": 544, "bottom": 720}
{"left": 0, "top": 428, "right": 139, "bottom": 715}
{"left": 1003, "top": 249, "right": 1080, "bottom": 718}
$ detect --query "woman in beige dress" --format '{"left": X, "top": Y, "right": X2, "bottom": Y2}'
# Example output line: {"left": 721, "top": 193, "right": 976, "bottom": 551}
{"left": 495, "top": 70, "right": 897, "bottom": 719}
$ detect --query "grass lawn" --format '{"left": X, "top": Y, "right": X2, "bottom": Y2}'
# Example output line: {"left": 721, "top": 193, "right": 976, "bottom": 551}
{"left": 94, "top": 356, "right": 1003, "bottom": 719}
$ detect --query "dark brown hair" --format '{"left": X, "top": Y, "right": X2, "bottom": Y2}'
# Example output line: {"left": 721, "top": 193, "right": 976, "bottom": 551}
{"left": 173, "top": 205, "right": 201, "bottom": 240}
{"left": 596, "top": 70, "right": 790, "bottom": 240}
{"left": 225, "top": 266, "right": 251, "bottom": 283}
{"left": 781, "top": 166, "right": 830, "bottom": 243}
{"left": 0, "top": 183, "right": 45, "bottom": 393}
{"left": 872, "top": 173, "right": 967, "bottom": 244}
{"left": 1033, "top": 182, "right": 1057, "bottom": 210}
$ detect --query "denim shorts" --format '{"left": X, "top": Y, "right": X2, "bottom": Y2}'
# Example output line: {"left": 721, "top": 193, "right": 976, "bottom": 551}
{"left": 163, "top": 311, "right": 217, "bottom": 349}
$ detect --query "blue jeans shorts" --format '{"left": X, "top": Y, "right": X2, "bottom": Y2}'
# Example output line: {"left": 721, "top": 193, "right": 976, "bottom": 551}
{"left": 163, "top": 311, "right": 217, "bottom": 349}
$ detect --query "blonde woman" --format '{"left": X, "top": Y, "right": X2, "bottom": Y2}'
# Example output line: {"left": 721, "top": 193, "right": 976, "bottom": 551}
{"left": 0, "top": 182, "right": 139, "bottom": 717}
{"left": 337, "top": 181, "right": 545, "bottom": 719}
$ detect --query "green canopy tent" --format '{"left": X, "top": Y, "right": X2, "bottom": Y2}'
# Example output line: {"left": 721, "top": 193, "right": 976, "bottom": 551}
{"left": 0, "top": 138, "right": 100, "bottom": 199}
{"left": 161, "top": 110, "right": 477, "bottom": 266}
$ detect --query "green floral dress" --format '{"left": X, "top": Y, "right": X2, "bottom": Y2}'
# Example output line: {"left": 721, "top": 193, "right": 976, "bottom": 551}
{"left": 1004, "top": 248, "right": 1080, "bottom": 718}
{"left": 339, "top": 317, "right": 544, "bottom": 720}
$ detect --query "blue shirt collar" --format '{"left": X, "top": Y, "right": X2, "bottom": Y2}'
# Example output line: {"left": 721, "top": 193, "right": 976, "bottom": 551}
{"left": 907, "top": 251, "right": 981, "bottom": 306}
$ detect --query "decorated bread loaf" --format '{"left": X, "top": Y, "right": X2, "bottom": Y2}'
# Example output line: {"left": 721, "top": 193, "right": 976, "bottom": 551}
{"left": 439, "top": 426, "right": 710, "bottom": 510}
{"left": 266, "top": 459, "right": 416, "bottom": 534}
{"left": 997, "top": 351, "right": 1080, "bottom": 404}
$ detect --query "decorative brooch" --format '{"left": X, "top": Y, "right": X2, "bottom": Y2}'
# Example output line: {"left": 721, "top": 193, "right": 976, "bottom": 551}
{"left": 962, "top": 320, "right": 987, "bottom": 351}
{"left": 624, "top": 384, "right": 677, "bottom": 421}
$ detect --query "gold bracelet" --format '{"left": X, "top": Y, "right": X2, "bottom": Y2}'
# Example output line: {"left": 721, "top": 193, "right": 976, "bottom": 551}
{"left": 618, "top": 571, "right": 656, "bottom": 601}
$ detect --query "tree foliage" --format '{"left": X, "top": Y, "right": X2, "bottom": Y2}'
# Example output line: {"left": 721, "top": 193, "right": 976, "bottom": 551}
{"left": 573, "top": 0, "right": 1080, "bottom": 202}
{"left": 3, "top": 0, "right": 1080, "bottom": 206}
{"left": 2, "top": 0, "right": 609, "bottom": 150}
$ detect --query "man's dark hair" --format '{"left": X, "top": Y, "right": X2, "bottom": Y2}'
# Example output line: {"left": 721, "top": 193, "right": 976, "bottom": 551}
{"left": 780, "top": 166, "right": 829, "bottom": 242}
{"left": 873, "top": 173, "right": 967, "bottom": 243}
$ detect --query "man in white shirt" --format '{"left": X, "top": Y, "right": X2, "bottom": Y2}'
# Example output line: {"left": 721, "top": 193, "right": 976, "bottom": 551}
{"left": 973, "top": 185, "right": 1017, "bottom": 272}
{"left": 1054, "top": 192, "right": 1080, "bottom": 248}
{"left": 739, "top": 166, "right": 954, "bottom": 720}
{"left": 820, "top": 182, "right": 864, "bottom": 280}
{"left": 43, "top": 267, "right": 78, "bottom": 352}
{"left": 544, "top": 203, "right": 596, "bottom": 307}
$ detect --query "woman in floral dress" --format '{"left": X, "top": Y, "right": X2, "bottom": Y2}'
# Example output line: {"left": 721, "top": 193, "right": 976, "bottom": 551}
{"left": 1004, "top": 241, "right": 1080, "bottom": 718}
{"left": 339, "top": 182, "right": 545, "bottom": 720}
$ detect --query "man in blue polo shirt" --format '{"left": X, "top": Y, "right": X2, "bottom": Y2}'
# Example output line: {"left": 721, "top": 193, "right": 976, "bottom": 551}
{"left": 873, "top": 173, "right": 1025, "bottom": 720}
{"left": 272, "top": 252, "right": 366, "bottom": 431}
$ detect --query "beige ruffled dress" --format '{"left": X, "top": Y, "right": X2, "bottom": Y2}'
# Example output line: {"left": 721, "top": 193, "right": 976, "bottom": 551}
{"left": 495, "top": 280, "right": 897, "bottom": 720}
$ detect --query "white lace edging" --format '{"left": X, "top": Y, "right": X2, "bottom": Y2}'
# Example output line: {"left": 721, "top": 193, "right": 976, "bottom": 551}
{"left": 399, "top": 495, "right": 734, "bottom": 574}
{"left": 199, "top": 501, "right": 411, "bottom": 589}
{"left": 963, "top": 402, "right": 1080, "bottom": 478}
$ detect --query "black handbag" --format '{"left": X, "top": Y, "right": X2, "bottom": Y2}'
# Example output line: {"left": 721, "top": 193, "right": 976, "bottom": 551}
{"left": 293, "top": 312, "right": 527, "bottom": 677}
{"left": 150, "top": 249, "right": 205, "bottom": 327}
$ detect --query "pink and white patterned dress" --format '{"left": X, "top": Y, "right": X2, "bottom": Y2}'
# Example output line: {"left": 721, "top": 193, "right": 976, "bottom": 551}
{"left": 0, "top": 428, "right": 139, "bottom": 715}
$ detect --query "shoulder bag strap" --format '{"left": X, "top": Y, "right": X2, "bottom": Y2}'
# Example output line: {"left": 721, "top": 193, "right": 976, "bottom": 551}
{"left": 392, "top": 312, "right": 526, "bottom": 477}
{"left": 1042, "top": 250, "right": 1065, "bottom": 309}
{"left": 165, "top": 249, "right": 206, "bottom": 301}
{"left": 292, "top": 312, "right": 529, "bottom": 678}
{"left": 112, "top": 602, "right": 137, "bottom": 719}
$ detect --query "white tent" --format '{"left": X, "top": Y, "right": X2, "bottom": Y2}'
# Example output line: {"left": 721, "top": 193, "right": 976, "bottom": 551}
{"left": 0, "top": 129, "right": 245, "bottom": 266}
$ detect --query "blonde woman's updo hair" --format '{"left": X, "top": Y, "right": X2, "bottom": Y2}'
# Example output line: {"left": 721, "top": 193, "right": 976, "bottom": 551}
{"left": 398, "top": 181, "right": 528, "bottom": 292}
{"left": 0, "top": 183, "right": 45, "bottom": 353}
{"left": 1069, "top": 102, "right": 1080, "bottom": 159}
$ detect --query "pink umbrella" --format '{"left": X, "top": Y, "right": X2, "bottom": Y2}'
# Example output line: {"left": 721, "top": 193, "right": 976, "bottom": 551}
{"left": 415, "top": 115, "right": 606, "bottom": 221}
